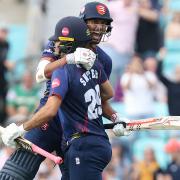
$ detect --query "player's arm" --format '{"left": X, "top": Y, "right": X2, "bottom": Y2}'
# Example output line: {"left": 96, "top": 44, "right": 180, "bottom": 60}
{"left": 101, "top": 101, "right": 116, "bottom": 122}
{"left": 99, "top": 69, "right": 119, "bottom": 122}
{"left": 100, "top": 81, "right": 131, "bottom": 136}
{"left": 36, "top": 41, "right": 96, "bottom": 83}
{"left": 36, "top": 41, "right": 59, "bottom": 83}
{"left": 100, "top": 80, "right": 114, "bottom": 102}
{"left": 99, "top": 65, "right": 131, "bottom": 136}
{"left": 99, "top": 68, "right": 117, "bottom": 122}
{"left": 24, "top": 63, "right": 68, "bottom": 130}
{"left": 102, "top": 99, "right": 131, "bottom": 136}
{"left": 98, "top": 50, "right": 117, "bottom": 121}
{"left": 23, "top": 95, "right": 61, "bottom": 130}
{"left": 26, "top": 65, "right": 68, "bottom": 130}
{"left": 1, "top": 67, "right": 68, "bottom": 147}
{"left": 36, "top": 56, "right": 67, "bottom": 83}
{"left": 1, "top": 96, "right": 62, "bottom": 148}
{"left": 41, "top": 47, "right": 96, "bottom": 80}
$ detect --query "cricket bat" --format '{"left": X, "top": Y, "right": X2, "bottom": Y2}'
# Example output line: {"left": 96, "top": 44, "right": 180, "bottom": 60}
{"left": 0, "top": 126, "right": 63, "bottom": 164}
{"left": 104, "top": 116, "right": 180, "bottom": 131}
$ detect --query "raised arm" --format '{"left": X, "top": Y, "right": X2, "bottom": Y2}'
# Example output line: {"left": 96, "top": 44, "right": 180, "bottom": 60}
{"left": 36, "top": 46, "right": 97, "bottom": 83}
{"left": 36, "top": 56, "right": 67, "bottom": 83}
{"left": 156, "top": 60, "right": 171, "bottom": 87}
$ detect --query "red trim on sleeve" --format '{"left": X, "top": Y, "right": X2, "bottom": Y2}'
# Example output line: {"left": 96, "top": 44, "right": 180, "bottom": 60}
{"left": 50, "top": 93, "right": 62, "bottom": 100}
{"left": 101, "top": 79, "right": 108, "bottom": 85}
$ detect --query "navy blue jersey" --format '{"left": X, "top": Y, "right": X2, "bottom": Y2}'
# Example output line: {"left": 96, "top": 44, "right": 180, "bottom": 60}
{"left": 49, "top": 60, "right": 108, "bottom": 140}
{"left": 39, "top": 41, "right": 112, "bottom": 106}
{"left": 96, "top": 46, "right": 112, "bottom": 79}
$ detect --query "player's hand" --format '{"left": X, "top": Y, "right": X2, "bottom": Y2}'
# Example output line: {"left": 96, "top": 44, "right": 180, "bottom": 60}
{"left": 111, "top": 113, "right": 131, "bottom": 136}
{"left": 66, "top": 48, "right": 96, "bottom": 70}
{"left": 76, "top": 48, "right": 96, "bottom": 70}
{"left": 1, "top": 123, "right": 27, "bottom": 148}
{"left": 113, "top": 123, "right": 131, "bottom": 136}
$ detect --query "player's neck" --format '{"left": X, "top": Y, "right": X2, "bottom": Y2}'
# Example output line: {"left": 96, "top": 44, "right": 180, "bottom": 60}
{"left": 88, "top": 43, "right": 97, "bottom": 51}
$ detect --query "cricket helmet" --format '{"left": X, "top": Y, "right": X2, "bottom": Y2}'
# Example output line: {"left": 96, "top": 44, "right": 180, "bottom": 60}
{"left": 79, "top": 1, "right": 113, "bottom": 24}
{"left": 49, "top": 16, "right": 92, "bottom": 53}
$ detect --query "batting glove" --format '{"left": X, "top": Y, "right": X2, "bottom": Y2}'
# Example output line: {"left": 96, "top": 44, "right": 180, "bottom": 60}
{"left": 111, "top": 113, "right": 131, "bottom": 136}
{"left": 66, "top": 48, "right": 96, "bottom": 70}
{"left": 1, "top": 123, "right": 27, "bottom": 148}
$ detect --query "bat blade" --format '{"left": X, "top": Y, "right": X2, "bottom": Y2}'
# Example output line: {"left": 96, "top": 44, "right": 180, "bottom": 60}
{"left": 104, "top": 116, "right": 180, "bottom": 131}
{"left": 145, "top": 116, "right": 180, "bottom": 130}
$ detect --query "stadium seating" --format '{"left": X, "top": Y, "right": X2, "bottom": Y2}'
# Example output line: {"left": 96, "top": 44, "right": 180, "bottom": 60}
{"left": 7, "top": 25, "right": 27, "bottom": 80}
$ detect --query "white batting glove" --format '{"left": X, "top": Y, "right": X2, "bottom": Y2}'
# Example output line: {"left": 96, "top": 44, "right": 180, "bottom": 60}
{"left": 66, "top": 47, "right": 96, "bottom": 70}
{"left": 80, "top": 49, "right": 96, "bottom": 70}
{"left": 111, "top": 113, "right": 131, "bottom": 136}
{"left": 1, "top": 123, "right": 27, "bottom": 148}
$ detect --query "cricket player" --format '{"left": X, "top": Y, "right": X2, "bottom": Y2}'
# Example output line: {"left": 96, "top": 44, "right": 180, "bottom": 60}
{"left": 0, "top": 2, "right": 129, "bottom": 180}
{"left": 0, "top": 16, "right": 97, "bottom": 179}
{"left": 2, "top": 15, "right": 114, "bottom": 180}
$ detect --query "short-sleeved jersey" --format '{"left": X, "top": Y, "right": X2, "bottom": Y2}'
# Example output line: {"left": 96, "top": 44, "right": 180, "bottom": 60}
{"left": 39, "top": 41, "right": 112, "bottom": 106}
{"left": 96, "top": 46, "right": 112, "bottom": 79}
{"left": 49, "top": 60, "right": 108, "bottom": 140}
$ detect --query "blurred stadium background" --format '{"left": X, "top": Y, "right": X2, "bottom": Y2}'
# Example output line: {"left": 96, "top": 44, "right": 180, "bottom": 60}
{"left": 0, "top": 0, "right": 180, "bottom": 179}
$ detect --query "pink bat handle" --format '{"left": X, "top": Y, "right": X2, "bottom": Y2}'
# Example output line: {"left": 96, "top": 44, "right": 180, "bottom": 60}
{"left": 31, "top": 144, "right": 63, "bottom": 164}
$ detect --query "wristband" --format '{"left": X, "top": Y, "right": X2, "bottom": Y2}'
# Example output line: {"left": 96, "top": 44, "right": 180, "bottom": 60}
{"left": 111, "top": 113, "right": 118, "bottom": 122}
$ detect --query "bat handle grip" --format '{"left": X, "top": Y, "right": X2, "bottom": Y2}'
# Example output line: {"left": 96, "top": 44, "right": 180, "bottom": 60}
{"left": 31, "top": 144, "right": 63, "bottom": 164}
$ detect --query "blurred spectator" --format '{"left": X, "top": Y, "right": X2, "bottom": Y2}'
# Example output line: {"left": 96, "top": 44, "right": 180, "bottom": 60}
{"left": 144, "top": 57, "right": 167, "bottom": 102}
{"left": 121, "top": 55, "right": 157, "bottom": 119}
{"left": 34, "top": 158, "right": 61, "bottom": 180}
{"left": 156, "top": 58, "right": 180, "bottom": 115}
{"left": 26, "top": 0, "right": 46, "bottom": 57}
{"left": 6, "top": 71, "right": 40, "bottom": 124}
{"left": 0, "top": 22, "right": 14, "bottom": 125}
{"left": 144, "top": 56, "right": 158, "bottom": 72}
{"left": 135, "top": 147, "right": 160, "bottom": 180}
{"left": 128, "top": 160, "right": 141, "bottom": 180}
{"left": 165, "top": 138, "right": 180, "bottom": 180}
{"left": 103, "top": 164, "right": 119, "bottom": 180}
{"left": 136, "top": 0, "right": 162, "bottom": 59}
{"left": 103, "top": 0, "right": 139, "bottom": 101}
{"left": 103, "top": 140, "right": 131, "bottom": 180}
{"left": 166, "top": 12, "right": 180, "bottom": 40}
{"left": 154, "top": 168, "right": 172, "bottom": 180}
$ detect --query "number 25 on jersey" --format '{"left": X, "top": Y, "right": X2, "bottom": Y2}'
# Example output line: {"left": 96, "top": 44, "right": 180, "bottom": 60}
{"left": 84, "top": 85, "right": 102, "bottom": 120}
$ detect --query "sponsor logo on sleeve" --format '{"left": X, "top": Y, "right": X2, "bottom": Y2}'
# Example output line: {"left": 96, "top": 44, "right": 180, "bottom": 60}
{"left": 52, "top": 78, "right": 60, "bottom": 88}
{"left": 41, "top": 123, "right": 49, "bottom": 130}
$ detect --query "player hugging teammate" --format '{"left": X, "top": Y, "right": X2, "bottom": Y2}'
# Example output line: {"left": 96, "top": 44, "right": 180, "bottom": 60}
{"left": 0, "top": 2, "right": 130, "bottom": 180}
